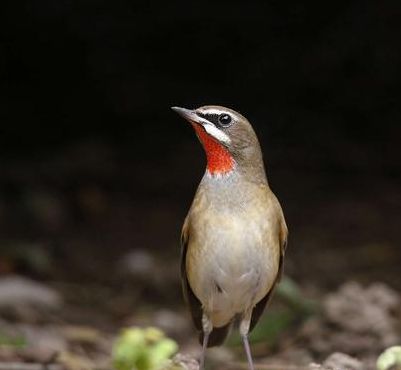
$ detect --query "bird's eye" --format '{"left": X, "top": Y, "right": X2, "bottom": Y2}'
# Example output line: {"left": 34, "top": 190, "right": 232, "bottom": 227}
{"left": 218, "top": 114, "right": 232, "bottom": 127}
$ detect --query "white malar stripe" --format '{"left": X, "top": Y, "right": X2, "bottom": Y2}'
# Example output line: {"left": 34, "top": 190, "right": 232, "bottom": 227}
{"left": 203, "top": 123, "right": 231, "bottom": 144}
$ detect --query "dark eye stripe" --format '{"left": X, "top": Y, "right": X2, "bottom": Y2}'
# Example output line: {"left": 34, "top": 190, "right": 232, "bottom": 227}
{"left": 198, "top": 113, "right": 218, "bottom": 120}
{"left": 197, "top": 113, "right": 220, "bottom": 126}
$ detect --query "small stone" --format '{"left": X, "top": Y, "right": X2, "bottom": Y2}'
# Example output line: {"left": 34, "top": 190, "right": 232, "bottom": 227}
{"left": 119, "top": 249, "right": 155, "bottom": 277}
{"left": 323, "top": 352, "right": 363, "bottom": 370}
{"left": 153, "top": 309, "right": 190, "bottom": 337}
{"left": 0, "top": 275, "right": 62, "bottom": 320}
{"left": 171, "top": 353, "right": 200, "bottom": 370}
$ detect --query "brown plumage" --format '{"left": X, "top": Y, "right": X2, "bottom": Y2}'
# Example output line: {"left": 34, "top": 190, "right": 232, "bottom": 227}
{"left": 172, "top": 105, "right": 288, "bottom": 370}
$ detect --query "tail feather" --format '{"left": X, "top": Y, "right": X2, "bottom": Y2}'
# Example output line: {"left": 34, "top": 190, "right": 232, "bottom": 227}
{"left": 199, "top": 323, "right": 231, "bottom": 347}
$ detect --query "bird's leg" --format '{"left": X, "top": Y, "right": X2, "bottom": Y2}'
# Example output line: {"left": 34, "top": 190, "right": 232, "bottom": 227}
{"left": 242, "top": 334, "right": 255, "bottom": 370}
{"left": 200, "top": 313, "right": 212, "bottom": 370}
{"left": 199, "top": 332, "right": 209, "bottom": 370}
{"left": 240, "top": 310, "right": 255, "bottom": 370}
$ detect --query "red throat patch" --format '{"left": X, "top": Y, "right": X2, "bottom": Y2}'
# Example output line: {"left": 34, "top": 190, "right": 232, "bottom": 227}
{"left": 192, "top": 123, "right": 234, "bottom": 175}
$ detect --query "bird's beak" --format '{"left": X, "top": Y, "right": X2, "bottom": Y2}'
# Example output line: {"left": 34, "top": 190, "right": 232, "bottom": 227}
{"left": 171, "top": 106, "right": 231, "bottom": 145}
{"left": 171, "top": 106, "right": 204, "bottom": 126}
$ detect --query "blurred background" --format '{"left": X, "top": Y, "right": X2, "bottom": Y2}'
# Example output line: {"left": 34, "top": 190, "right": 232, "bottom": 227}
{"left": 1, "top": 1, "right": 400, "bottom": 369}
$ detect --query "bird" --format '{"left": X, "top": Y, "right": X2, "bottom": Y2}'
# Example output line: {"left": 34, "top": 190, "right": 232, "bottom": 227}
{"left": 171, "top": 105, "right": 288, "bottom": 370}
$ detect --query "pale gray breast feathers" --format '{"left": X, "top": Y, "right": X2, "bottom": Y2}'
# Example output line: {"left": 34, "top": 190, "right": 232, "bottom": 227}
{"left": 186, "top": 173, "right": 281, "bottom": 325}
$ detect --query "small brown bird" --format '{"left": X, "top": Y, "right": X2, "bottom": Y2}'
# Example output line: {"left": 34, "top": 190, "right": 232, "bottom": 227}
{"left": 172, "top": 105, "right": 288, "bottom": 370}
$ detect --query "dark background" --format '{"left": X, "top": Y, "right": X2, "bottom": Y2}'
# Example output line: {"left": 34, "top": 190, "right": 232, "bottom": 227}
{"left": 1, "top": 0, "right": 400, "bottom": 297}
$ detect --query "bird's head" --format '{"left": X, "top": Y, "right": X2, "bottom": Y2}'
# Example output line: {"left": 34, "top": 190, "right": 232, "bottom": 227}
{"left": 172, "top": 105, "right": 264, "bottom": 178}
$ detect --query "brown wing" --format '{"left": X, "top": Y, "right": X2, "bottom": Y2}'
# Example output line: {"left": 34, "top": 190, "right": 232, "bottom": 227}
{"left": 180, "top": 217, "right": 232, "bottom": 346}
{"left": 180, "top": 217, "right": 203, "bottom": 332}
{"left": 249, "top": 208, "right": 288, "bottom": 332}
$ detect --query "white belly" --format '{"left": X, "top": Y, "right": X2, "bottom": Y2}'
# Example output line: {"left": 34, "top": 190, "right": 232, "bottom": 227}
{"left": 209, "top": 248, "right": 276, "bottom": 326}
{"left": 190, "top": 220, "right": 279, "bottom": 327}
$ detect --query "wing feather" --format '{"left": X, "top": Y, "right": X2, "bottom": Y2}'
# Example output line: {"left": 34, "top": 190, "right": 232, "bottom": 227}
{"left": 249, "top": 204, "right": 288, "bottom": 332}
{"left": 180, "top": 217, "right": 203, "bottom": 331}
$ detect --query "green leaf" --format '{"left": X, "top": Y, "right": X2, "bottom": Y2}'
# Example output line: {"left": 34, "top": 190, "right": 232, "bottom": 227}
{"left": 113, "top": 327, "right": 178, "bottom": 370}
{"left": 0, "top": 332, "right": 27, "bottom": 348}
{"left": 276, "top": 276, "right": 319, "bottom": 314}
{"left": 377, "top": 346, "right": 401, "bottom": 370}
{"left": 150, "top": 339, "right": 179, "bottom": 369}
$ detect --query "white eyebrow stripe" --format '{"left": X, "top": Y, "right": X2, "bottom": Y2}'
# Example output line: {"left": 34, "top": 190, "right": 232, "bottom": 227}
{"left": 203, "top": 122, "right": 231, "bottom": 144}
{"left": 198, "top": 108, "right": 227, "bottom": 116}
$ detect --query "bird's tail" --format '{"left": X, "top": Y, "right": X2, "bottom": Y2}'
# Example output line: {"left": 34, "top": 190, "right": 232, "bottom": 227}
{"left": 199, "top": 323, "right": 231, "bottom": 347}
